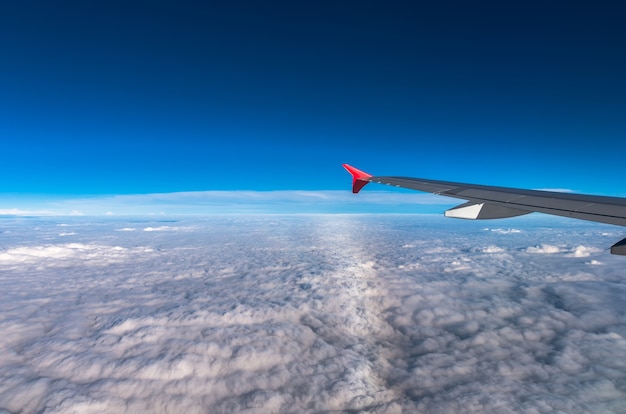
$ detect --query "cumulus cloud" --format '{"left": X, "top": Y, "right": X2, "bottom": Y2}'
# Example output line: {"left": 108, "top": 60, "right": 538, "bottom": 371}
{"left": 481, "top": 245, "right": 505, "bottom": 253}
{"left": 0, "top": 215, "right": 624, "bottom": 413}
{"left": 567, "top": 245, "right": 603, "bottom": 258}
{"left": 526, "top": 244, "right": 604, "bottom": 257}
{"left": 526, "top": 243, "right": 562, "bottom": 254}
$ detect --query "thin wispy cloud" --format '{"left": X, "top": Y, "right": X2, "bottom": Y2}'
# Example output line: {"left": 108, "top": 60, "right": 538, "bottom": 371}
{"left": 0, "top": 190, "right": 457, "bottom": 216}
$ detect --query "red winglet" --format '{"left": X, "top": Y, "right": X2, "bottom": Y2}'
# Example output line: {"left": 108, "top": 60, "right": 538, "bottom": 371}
{"left": 342, "top": 164, "right": 373, "bottom": 193}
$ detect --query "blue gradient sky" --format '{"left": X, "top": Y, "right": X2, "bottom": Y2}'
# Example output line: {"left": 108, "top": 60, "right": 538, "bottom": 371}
{"left": 1, "top": 1, "right": 625, "bottom": 200}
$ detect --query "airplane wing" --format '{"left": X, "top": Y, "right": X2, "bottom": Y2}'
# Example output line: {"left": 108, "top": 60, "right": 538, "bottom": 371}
{"left": 342, "top": 164, "right": 626, "bottom": 255}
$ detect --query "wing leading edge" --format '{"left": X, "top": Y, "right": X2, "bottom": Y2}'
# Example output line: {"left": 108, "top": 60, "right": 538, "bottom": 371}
{"left": 342, "top": 164, "right": 626, "bottom": 255}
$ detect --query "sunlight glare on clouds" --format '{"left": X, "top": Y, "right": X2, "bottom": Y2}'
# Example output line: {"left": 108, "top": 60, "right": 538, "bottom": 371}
{"left": 0, "top": 215, "right": 625, "bottom": 413}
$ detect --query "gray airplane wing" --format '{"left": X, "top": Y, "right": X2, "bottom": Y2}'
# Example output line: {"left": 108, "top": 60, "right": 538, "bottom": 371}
{"left": 342, "top": 164, "right": 626, "bottom": 255}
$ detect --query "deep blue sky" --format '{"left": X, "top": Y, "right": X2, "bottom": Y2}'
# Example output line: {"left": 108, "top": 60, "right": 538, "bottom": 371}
{"left": 2, "top": 1, "right": 625, "bottom": 196}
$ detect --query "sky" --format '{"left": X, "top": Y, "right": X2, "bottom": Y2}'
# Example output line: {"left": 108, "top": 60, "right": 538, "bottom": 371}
{"left": 2, "top": 1, "right": 626, "bottom": 209}
{"left": 2, "top": 215, "right": 626, "bottom": 413}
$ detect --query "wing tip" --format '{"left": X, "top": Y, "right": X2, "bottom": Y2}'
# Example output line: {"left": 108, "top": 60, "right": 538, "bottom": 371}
{"left": 342, "top": 164, "right": 372, "bottom": 193}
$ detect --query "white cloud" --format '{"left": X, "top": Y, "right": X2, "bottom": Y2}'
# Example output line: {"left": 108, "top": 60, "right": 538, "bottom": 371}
{"left": 143, "top": 226, "right": 173, "bottom": 232}
{"left": 526, "top": 243, "right": 562, "bottom": 254}
{"left": 0, "top": 215, "right": 623, "bottom": 413}
{"left": 482, "top": 245, "right": 505, "bottom": 253}
{"left": 526, "top": 244, "right": 604, "bottom": 258}
{"left": 486, "top": 228, "right": 522, "bottom": 234}
{"left": 567, "top": 245, "right": 603, "bottom": 258}
{"left": 0, "top": 208, "right": 31, "bottom": 215}
{"left": 0, "top": 243, "right": 153, "bottom": 268}
{"left": 0, "top": 208, "right": 57, "bottom": 216}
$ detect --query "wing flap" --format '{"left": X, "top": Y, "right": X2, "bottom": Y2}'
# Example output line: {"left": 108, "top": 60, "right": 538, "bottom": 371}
{"left": 445, "top": 202, "right": 530, "bottom": 220}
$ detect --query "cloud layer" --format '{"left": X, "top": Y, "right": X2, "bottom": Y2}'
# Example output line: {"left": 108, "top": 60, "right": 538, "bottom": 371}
{"left": 0, "top": 215, "right": 625, "bottom": 413}
{"left": 0, "top": 190, "right": 456, "bottom": 216}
